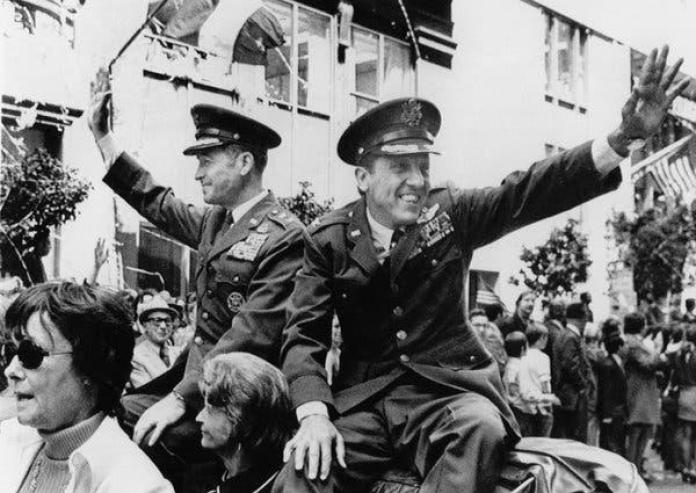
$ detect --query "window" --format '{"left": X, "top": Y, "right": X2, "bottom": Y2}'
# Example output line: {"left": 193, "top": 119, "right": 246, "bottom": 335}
{"left": 264, "top": 0, "right": 332, "bottom": 115}
{"left": 544, "top": 13, "right": 587, "bottom": 110}
{"left": 350, "top": 26, "right": 415, "bottom": 116}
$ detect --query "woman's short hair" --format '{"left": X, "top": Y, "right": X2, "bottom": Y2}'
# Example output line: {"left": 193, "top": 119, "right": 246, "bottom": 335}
{"left": 4, "top": 281, "right": 134, "bottom": 414}
{"left": 200, "top": 352, "right": 294, "bottom": 459}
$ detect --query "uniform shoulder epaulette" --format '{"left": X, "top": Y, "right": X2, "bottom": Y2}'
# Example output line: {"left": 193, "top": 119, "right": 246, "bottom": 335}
{"left": 266, "top": 207, "right": 301, "bottom": 229}
{"left": 307, "top": 209, "right": 350, "bottom": 235}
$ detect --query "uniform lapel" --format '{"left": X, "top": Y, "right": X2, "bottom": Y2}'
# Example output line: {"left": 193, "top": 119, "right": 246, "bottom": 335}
{"left": 389, "top": 223, "right": 420, "bottom": 281}
{"left": 206, "top": 192, "right": 275, "bottom": 261}
{"left": 347, "top": 199, "right": 380, "bottom": 276}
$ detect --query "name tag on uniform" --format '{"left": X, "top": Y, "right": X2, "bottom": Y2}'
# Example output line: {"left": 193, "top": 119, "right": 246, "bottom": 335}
{"left": 409, "top": 212, "right": 454, "bottom": 258}
{"left": 228, "top": 233, "right": 269, "bottom": 261}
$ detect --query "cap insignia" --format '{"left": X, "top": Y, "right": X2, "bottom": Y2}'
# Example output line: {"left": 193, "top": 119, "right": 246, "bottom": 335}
{"left": 400, "top": 99, "right": 423, "bottom": 127}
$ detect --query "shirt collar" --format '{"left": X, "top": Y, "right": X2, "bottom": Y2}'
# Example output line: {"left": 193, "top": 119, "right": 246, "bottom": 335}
{"left": 365, "top": 206, "right": 394, "bottom": 253}
{"left": 232, "top": 190, "right": 268, "bottom": 223}
{"left": 566, "top": 323, "right": 581, "bottom": 337}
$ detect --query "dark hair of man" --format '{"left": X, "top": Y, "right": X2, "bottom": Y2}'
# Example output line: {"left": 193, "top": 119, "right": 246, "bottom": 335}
{"left": 547, "top": 299, "right": 566, "bottom": 322}
{"left": 580, "top": 292, "right": 591, "bottom": 304}
{"left": 601, "top": 317, "right": 621, "bottom": 339}
{"left": 4, "top": 281, "right": 135, "bottom": 415}
{"left": 525, "top": 323, "right": 548, "bottom": 347}
{"left": 515, "top": 290, "right": 535, "bottom": 307}
{"left": 565, "top": 302, "right": 586, "bottom": 321}
{"left": 623, "top": 312, "right": 646, "bottom": 335}
{"left": 605, "top": 337, "right": 624, "bottom": 355}
{"left": 686, "top": 298, "right": 696, "bottom": 312}
{"left": 200, "top": 352, "right": 294, "bottom": 461}
{"left": 469, "top": 308, "right": 487, "bottom": 320}
{"left": 484, "top": 303, "right": 504, "bottom": 322}
{"left": 504, "top": 331, "right": 527, "bottom": 358}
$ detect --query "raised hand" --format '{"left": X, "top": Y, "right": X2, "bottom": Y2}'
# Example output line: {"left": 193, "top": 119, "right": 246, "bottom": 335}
{"left": 610, "top": 45, "right": 691, "bottom": 155}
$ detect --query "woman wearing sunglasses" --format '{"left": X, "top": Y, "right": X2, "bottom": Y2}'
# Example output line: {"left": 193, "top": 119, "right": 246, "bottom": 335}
{"left": 0, "top": 282, "right": 173, "bottom": 493}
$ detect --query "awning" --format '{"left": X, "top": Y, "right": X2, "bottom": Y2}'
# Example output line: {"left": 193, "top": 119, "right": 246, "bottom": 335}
{"left": 631, "top": 133, "right": 696, "bottom": 198}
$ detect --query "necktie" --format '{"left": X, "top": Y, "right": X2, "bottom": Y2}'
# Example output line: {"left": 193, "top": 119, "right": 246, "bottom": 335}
{"left": 389, "top": 228, "right": 405, "bottom": 252}
{"left": 159, "top": 345, "right": 171, "bottom": 367}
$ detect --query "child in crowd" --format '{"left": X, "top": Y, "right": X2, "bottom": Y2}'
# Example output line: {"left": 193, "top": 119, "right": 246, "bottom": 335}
{"left": 504, "top": 331, "right": 528, "bottom": 428}
{"left": 518, "top": 323, "right": 559, "bottom": 437}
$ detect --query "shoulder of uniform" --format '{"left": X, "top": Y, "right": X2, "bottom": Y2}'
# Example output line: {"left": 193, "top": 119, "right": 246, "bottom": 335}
{"left": 307, "top": 206, "right": 352, "bottom": 235}
{"left": 265, "top": 206, "right": 303, "bottom": 230}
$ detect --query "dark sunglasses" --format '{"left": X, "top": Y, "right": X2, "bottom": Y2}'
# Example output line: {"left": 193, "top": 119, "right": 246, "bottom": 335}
{"left": 6, "top": 339, "right": 73, "bottom": 370}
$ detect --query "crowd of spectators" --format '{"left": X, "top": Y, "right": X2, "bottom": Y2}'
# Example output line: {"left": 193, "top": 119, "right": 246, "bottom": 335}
{"left": 480, "top": 292, "right": 696, "bottom": 485}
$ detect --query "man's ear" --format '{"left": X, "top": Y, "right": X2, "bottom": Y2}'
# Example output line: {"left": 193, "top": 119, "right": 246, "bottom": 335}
{"left": 237, "top": 151, "right": 255, "bottom": 176}
{"left": 355, "top": 167, "right": 370, "bottom": 193}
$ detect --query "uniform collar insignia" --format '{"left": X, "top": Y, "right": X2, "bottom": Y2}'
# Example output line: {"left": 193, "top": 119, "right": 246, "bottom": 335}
{"left": 417, "top": 203, "right": 440, "bottom": 224}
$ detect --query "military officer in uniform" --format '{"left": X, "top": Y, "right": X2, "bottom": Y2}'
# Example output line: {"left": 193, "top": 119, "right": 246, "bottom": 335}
{"left": 88, "top": 95, "right": 304, "bottom": 489}
{"left": 274, "top": 46, "right": 689, "bottom": 493}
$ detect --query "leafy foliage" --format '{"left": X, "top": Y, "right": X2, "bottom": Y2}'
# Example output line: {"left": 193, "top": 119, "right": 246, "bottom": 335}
{"left": 510, "top": 218, "right": 592, "bottom": 297}
{"left": 608, "top": 201, "right": 696, "bottom": 301}
{"left": 1, "top": 147, "right": 91, "bottom": 256}
{"left": 279, "top": 181, "right": 334, "bottom": 226}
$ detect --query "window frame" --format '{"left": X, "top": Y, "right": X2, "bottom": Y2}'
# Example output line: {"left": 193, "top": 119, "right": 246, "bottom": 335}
{"left": 544, "top": 11, "right": 589, "bottom": 113}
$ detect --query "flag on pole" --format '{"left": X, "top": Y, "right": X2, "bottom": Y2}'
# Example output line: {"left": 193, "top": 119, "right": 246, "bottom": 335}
{"left": 631, "top": 133, "right": 696, "bottom": 199}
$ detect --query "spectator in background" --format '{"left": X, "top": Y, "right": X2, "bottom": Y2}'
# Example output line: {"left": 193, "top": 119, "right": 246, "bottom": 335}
{"left": 584, "top": 322, "right": 605, "bottom": 447}
{"left": 552, "top": 302, "right": 594, "bottom": 443}
{"left": 483, "top": 303, "right": 505, "bottom": 328}
{"left": 0, "top": 282, "right": 172, "bottom": 492}
{"left": 130, "top": 296, "right": 181, "bottom": 389}
{"left": 197, "top": 353, "right": 295, "bottom": 493}
{"left": 173, "top": 291, "right": 196, "bottom": 349}
{"left": 664, "top": 326, "right": 696, "bottom": 483}
{"left": 597, "top": 318, "right": 627, "bottom": 457}
{"left": 499, "top": 291, "right": 536, "bottom": 338}
{"left": 470, "top": 308, "right": 507, "bottom": 379}
{"left": 543, "top": 298, "right": 565, "bottom": 382}
{"left": 503, "top": 331, "right": 528, "bottom": 430}
{"left": 622, "top": 311, "right": 664, "bottom": 483}
{"left": 518, "top": 323, "right": 559, "bottom": 437}
{"left": 684, "top": 298, "right": 696, "bottom": 323}
{"left": 580, "top": 292, "right": 594, "bottom": 323}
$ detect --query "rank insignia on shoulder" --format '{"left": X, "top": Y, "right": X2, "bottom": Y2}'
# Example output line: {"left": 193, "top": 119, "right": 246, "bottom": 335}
{"left": 417, "top": 203, "right": 440, "bottom": 224}
{"left": 255, "top": 221, "right": 270, "bottom": 234}
{"left": 228, "top": 233, "right": 269, "bottom": 261}
{"left": 227, "top": 291, "right": 245, "bottom": 313}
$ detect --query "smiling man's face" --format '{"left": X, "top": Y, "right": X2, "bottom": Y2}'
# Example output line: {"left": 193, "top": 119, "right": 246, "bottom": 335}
{"left": 356, "top": 153, "right": 430, "bottom": 228}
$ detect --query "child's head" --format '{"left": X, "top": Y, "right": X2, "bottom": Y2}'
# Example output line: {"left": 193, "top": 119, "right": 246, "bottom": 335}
{"left": 525, "top": 323, "right": 548, "bottom": 349}
{"left": 504, "top": 331, "right": 528, "bottom": 358}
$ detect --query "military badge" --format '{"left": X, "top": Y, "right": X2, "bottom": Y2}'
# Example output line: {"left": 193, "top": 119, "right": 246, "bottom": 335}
{"left": 228, "top": 233, "right": 269, "bottom": 261}
{"left": 417, "top": 203, "right": 440, "bottom": 224}
{"left": 409, "top": 212, "right": 454, "bottom": 258}
{"left": 255, "top": 221, "right": 270, "bottom": 234}
{"left": 226, "top": 291, "right": 245, "bottom": 313}
{"left": 400, "top": 99, "right": 423, "bottom": 127}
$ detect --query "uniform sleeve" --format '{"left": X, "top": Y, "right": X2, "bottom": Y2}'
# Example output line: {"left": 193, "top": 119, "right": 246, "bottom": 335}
{"left": 174, "top": 226, "right": 305, "bottom": 402}
{"left": 103, "top": 153, "right": 206, "bottom": 249}
{"left": 449, "top": 141, "right": 622, "bottom": 249}
{"left": 280, "top": 230, "right": 336, "bottom": 411}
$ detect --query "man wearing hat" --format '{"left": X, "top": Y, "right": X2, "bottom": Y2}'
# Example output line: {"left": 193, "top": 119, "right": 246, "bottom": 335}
{"left": 88, "top": 95, "right": 303, "bottom": 488}
{"left": 130, "top": 295, "right": 181, "bottom": 389}
{"left": 275, "top": 47, "right": 687, "bottom": 493}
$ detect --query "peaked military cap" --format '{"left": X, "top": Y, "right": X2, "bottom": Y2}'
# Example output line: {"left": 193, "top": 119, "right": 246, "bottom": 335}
{"left": 183, "top": 104, "right": 281, "bottom": 156}
{"left": 337, "top": 97, "right": 441, "bottom": 165}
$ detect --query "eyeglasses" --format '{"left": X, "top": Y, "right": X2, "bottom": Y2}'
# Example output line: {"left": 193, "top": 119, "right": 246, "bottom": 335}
{"left": 144, "top": 317, "right": 174, "bottom": 327}
{"left": 6, "top": 339, "right": 73, "bottom": 370}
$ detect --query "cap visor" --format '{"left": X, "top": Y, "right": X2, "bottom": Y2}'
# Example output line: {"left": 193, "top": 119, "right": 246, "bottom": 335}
{"left": 182, "top": 141, "right": 227, "bottom": 156}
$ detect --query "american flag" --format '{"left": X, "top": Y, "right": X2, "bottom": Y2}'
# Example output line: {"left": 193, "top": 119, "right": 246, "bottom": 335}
{"left": 631, "top": 134, "right": 696, "bottom": 199}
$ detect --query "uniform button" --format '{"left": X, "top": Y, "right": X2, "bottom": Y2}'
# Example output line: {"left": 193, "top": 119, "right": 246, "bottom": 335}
{"left": 341, "top": 293, "right": 347, "bottom": 300}
{"left": 393, "top": 306, "right": 404, "bottom": 317}
{"left": 469, "top": 355, "right": 476, "bottom": 363}
{"left": 233, "top": 275, "right": 240, "bottom": 282}
{"left": 201, "top": 311, "right": 210, "bottom": 320}
{"left": 431, "top": 259, "right": 438, "bottom": 267}
{"left": 399, "top": 354, "right": 410, "bottom": 363}
{"left": 396, "top": 330, "right": 407, "bottom": 341}
{"left": 206, "top": 289, "right": 214, "bottom": 296}
{"left": 194, "top": 336, "right": 203, "bottom": 346}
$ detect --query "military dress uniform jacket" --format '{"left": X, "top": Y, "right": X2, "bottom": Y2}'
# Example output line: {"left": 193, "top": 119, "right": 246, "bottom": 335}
{"left": 281, "top": 142, "right": 621, "bottom": 426}
{"left": 104, "top": 153, "right": 304, "bottom": 406}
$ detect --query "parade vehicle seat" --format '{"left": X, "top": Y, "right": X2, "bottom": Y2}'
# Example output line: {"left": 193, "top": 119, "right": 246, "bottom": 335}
{"left": 370, "top": 437, "right": 649, "bottom": 493}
